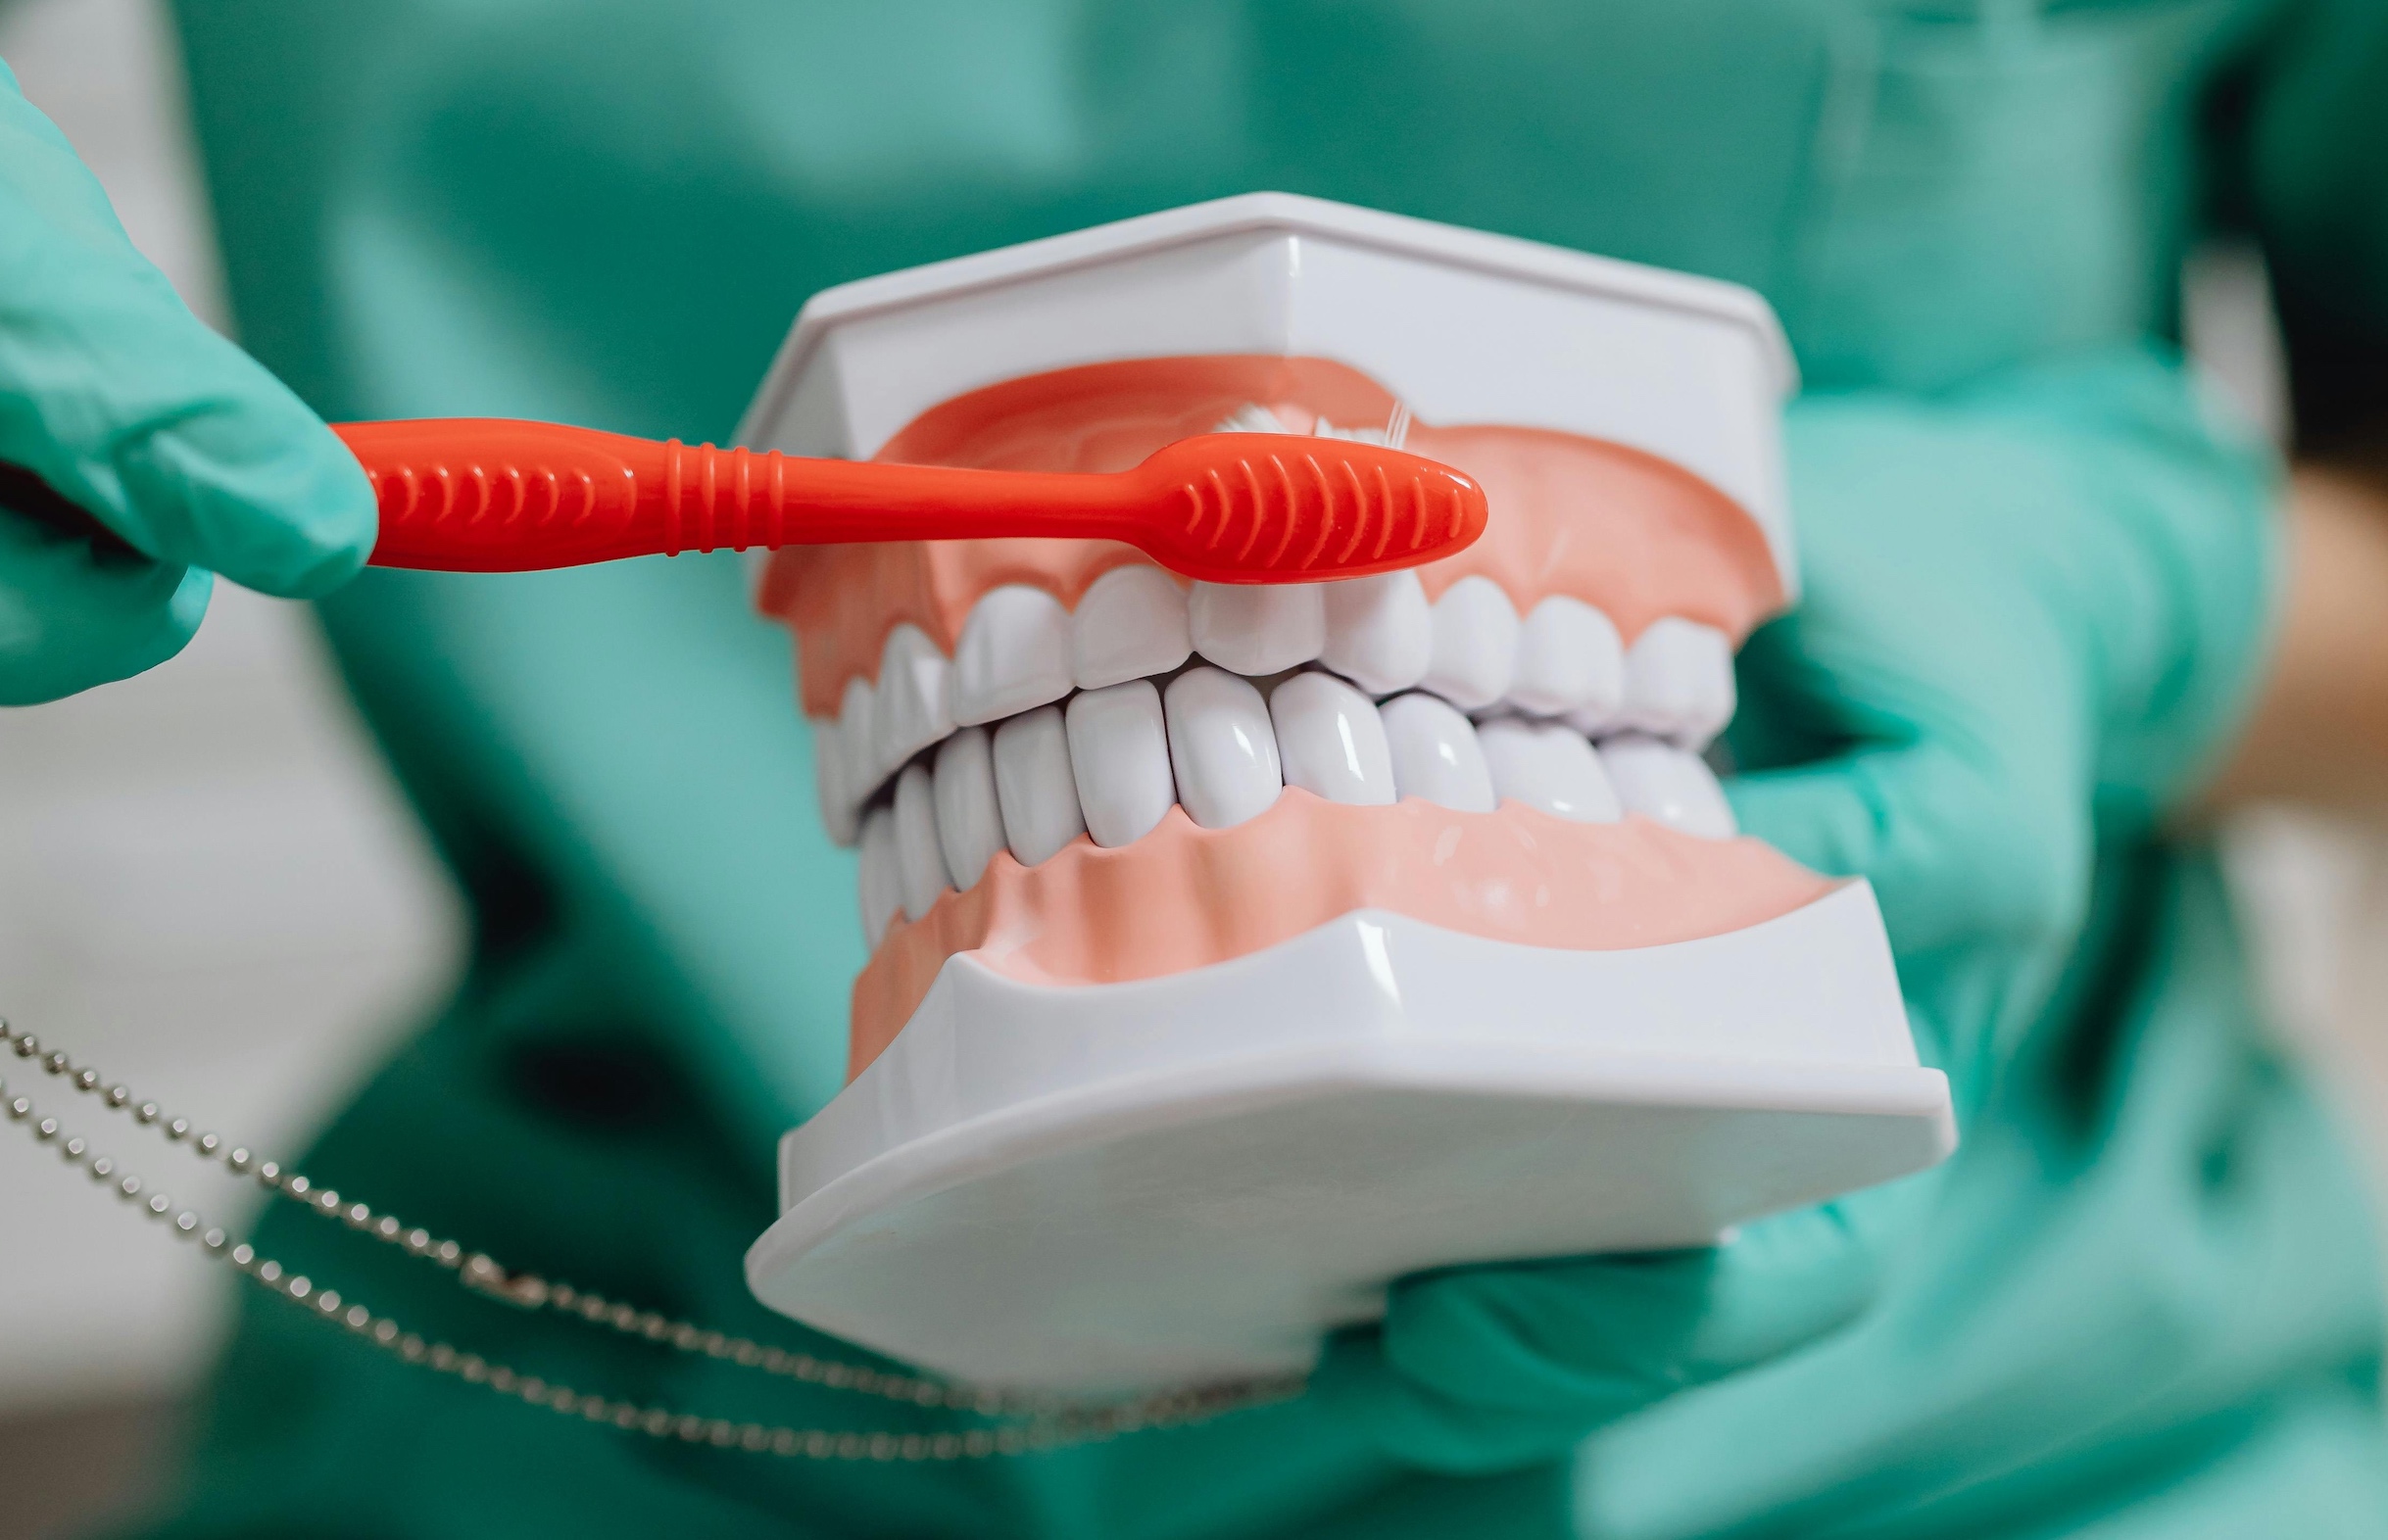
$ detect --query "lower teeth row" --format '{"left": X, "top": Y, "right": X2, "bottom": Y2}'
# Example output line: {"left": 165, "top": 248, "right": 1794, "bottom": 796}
{"left": 850, "top": 665, "right": 1733, "bottom": 949}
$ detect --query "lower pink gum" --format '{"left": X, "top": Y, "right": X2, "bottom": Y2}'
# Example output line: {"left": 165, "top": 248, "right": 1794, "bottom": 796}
{"left": 848, "top": 791, "right": 1835, "bottom": 1079}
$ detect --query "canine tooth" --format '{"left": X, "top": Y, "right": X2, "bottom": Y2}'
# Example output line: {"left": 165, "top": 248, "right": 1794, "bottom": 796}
{"left": 810, "top": 716, "right": 857, "bottom": 846}
{"left": 1067, "top": 680, "right": 1178, "bottom": 847}
{"left": 992, "top": 705, "right": 1085, "bottom": 867}
{"left": 1189, "top": 581, "right": 1326, "bottom": 677}
{"left": 892, "top": 762, "right": 950, "bottom": 922}
{"left": 1621, "top": 617, "right": 1735, "bottom": 747}
{"left": 933, "top": 726, "right": 1007, "bottom": 889}
{"left": 1271, "top": 671, "right": 1394, "bottom": 806}
{"left": 1163, "top": 667, "right": 1283, "bottom": 830}
{"left": 1478, "top": 719, "right": 1621, "bottom": 823}
{"left": 952, "top": 585, "right": 1073, "bottom": 726}
{"left": 1420, "top": 575, "right": 1518, "bottom": 710}
{"left": 1599, "top": 736, "right": 1738, "bottom": 840}
{"left": 1319, "top": 570, "right": 1432, "bottom": 695}
{"left": 871, "top": 623, "right": 953, "bottom": 779}
{"left": 1510, "top": 596, "right": 1625, "bottom": 721}
{"left": 856, "top": 806, "right": 901, "bottom": 949}
{"left": 1379, "top": 692, "right": 1496, "bottom": 813}
{"left": 1073, "top": 564, "right": 1193, "bottom": 690}
{"left": 838, "top": 675, "right": 878, "bottom": 808}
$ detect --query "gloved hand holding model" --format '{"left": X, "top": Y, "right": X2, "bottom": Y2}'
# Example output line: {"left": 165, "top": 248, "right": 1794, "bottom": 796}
{"left": 1322, "top": 350, "right": 2278, "bottom": 1474}
{"left": 0, "top": 63, "right": 372, "bottom": 705}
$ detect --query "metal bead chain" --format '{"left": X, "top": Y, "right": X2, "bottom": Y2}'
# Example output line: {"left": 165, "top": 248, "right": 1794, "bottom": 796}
{"left": 2, "top": 1025, "right": 1303, "bottom": 1458}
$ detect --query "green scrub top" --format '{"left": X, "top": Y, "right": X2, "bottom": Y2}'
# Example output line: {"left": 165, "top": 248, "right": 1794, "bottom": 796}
{"left": 130, "top": 2, "right": 2388, "bottom": 1536}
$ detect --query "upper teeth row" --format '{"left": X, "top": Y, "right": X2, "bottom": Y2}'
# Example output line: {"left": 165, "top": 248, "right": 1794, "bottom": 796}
{"left": 815, "top": 569, "right": 1735, "bottom": 843}
{"left": 851, "top": 667, "right": 1736, "bottom": 948}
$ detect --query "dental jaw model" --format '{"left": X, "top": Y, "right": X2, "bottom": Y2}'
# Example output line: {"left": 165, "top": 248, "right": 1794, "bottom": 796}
{"left": 741, "top": 195, "right": 1955, "bottom": 1392}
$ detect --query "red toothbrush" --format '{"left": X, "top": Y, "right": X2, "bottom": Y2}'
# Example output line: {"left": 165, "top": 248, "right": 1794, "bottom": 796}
{"left": 335, "top": 419, "right": 1486, "bottom": 584}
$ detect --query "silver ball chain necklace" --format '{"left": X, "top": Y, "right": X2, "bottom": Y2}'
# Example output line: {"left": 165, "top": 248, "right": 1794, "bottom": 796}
{"left": 1, "top": 1023, "right": 1301, "bottom": 1462}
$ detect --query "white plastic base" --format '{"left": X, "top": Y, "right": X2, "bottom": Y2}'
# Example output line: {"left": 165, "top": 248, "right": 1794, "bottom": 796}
{"left": 746, "top": 883, "right": 1954, "bottom": 1392}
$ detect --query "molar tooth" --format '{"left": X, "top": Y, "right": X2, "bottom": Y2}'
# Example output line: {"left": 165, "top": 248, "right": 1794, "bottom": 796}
{"left": 856, "top": 806, "right": 901, "bottom": 949}
{"left": 1599, "top": 736, "right": 1738, "bottom": 840}
{"left": 1478, "top": 719, "right": 1621, "bottom": 823}
{"left": 1620, "top": 617, "right": 1735, "bottom": 747}
{"left": 1163, "top": 667, "right": 1284, "bottom": 830}
{"left": 1319, "top": 570, "right": 1432, "bottom": 696}
{"left": 892, "top": 762, "right": 950, "bottom": 922}
{"left": 952, "top": 585, "right": 1074, "bottom": 726}
{"left": 810, "top": 716, "right": 857, "bottom": 846}
{"left": 933, "top": 726, "right": 1007, "bottom": 889}
{"left": 871, "top": 624, "right": 953, "bottom": 781}
{"left": 992, "top": 705, "right": 1086, "bottom": 866}
{"left": 1270, "top": 671, "right": 1393, "bottom": 806}
{"left": 1379, "top": 692, "right": 1496, "bottom": 813}
{"left": 1189, "top": 581, "right": 1326, "bottom": 677}
{"left": 1067, "top": 680, "right": 1178, "bottom": 847}
{"left": 839, "top": 675, "right": 878, "bottom": 809}
{"left": 1420, "top": 575, "right": 1519, "bottom": 710}
{"left": 1510, "top": 596, "right": 1625, "bottom": 722}
{"left": 1073, "top": 564, "right": 1192, "bottom": 690}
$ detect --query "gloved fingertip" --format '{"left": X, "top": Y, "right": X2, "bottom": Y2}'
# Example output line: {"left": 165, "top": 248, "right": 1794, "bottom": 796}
{"left": 118, "top": 405, "right": 378, "bottom": 600}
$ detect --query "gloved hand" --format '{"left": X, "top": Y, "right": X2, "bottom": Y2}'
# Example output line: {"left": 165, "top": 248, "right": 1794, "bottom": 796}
{"left": 0, "top": 62, "right": 374, "bottom": 706}
{"left": 1314, "top": 347, "right": 2280, "bottom": 1472}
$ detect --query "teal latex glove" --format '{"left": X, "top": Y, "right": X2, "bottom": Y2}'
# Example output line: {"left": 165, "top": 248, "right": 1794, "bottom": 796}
{"left": 1315, "top": 348, "right": 2280, "bottom": 1474}
{"left": 0, "top": 63, "right": 374, "bottom": 706}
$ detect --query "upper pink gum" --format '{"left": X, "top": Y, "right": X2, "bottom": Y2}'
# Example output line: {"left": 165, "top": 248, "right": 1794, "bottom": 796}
{"left": 756, "top": 356, "right": 1785, "bottom": 717}
{"left": 848, "top": 792, "right": 1835, "bottom": 1078}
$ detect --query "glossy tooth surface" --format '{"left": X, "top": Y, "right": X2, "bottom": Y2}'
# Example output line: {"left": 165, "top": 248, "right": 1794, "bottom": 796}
{"left": 951, "top": 585, "right": 1073, "bottom": 726}
{"left": 871, "top": 623, "right": 953, "bottom": 781}
{"left": 810, "top": 716, "right": 857, "bottom": 846}
{"left": 1421, "top": 575, "right": 1519, "bottom": 711}
{"left": 932, "top": 726, "right": 1007, "bottom": 889}
{"left": 838, "top": 675, "right": 878, "bottom": 811}
{"left": 1074, "top": 564, "right": 1193, "bottom": 690}
{"left": 892, "top": 762, "right": 950, "bottom": 922}
{"left": 1511, "top": 596, "right": 1625, "bottom": 721}
{"left": 1066, "top": 680, "right": 1177, "bottom": 848}
{"left": 1271, "top": 671, "right": 1394, "bottom": 806}
{"left": 856, "top": 806, "right": 901, "bottom": 949}
{"left": 1600, "top": 736, "right": 1738, "bottom": 840}
{"left": 1621, "top": 617, "right": 1736, "bottom": 747}
{"left": 992, "top": 705, "right": 1085, "bottom": 867}
{"left": 1189, "top": 581, "right": 1326, "bottom": 677}
{"left": 1379, "top": 692, "right": 1496, "bottom": 813}
{"left": 1319, "top": 571, "right": 1432, "bottom": 696}
{"left": 1478, "top": 718, "right": 1621, "bottom": 823}
{"left": 1163, "top": 667, "right": 1283, "bottom": 830}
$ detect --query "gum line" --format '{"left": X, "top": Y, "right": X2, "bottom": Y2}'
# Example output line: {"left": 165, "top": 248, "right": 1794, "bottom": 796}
{"left": 848, "top": 791, "right": 1833, "bottom": 1077}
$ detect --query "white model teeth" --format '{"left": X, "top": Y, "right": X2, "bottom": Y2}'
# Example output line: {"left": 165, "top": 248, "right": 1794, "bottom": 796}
{"left": 1319, "top": 571, "right": 1432, "bottom": 696}
{"left": 811, "top": 716, "right": 857, "bottom": 846}
{"left": 1189, "top": 581, "right": 1326, "bottom": 677}
{"left": 1600, "top": 737, "right": 1737, "bottom": 840}
{"left": 1066, "top": 680, "right": 1177, "bottom": 847}
{"left": 856, "top": 805, "right": 901, "bottom": 948}
{"left": 1164, "top": 667, "right": 1284, "bottom": 830}
{"left": 933, "top": 726, "right": 1007, "bottom": 890}
{"left": 871, "top": 623, "right": 953, "bottom": 781}
{"left": 1272, "top": 671, "right": 1394, "bottom": 806}
{"left": 1510, "top": 596, "right": 1625, "bottom": 723}
{"left": 1620, "top": 617, "right": 1735, "bottom": 747}
{"left": 892, "top": 762, "right": 950, "bottom": 922}
{"left": 1379, "top": 692, "right": 1495, "bottom": 813}
{"left": 951, "top": 584, "right": 1073, "bottom": 726}
{"left": 992, "top": 705, "right": 1084, "bottom": 867}
{"left": 1073, "top": 564, "right": 1192, "bottom": 690}
{"left": 825, "top": 577, "right": 1742, "bottom": 949}
{"left": 1478, "top": 717, "right": 1621, "bottom": 823}
{"left": 1421, "top": 575, "right": 1518, "bottom": 711}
